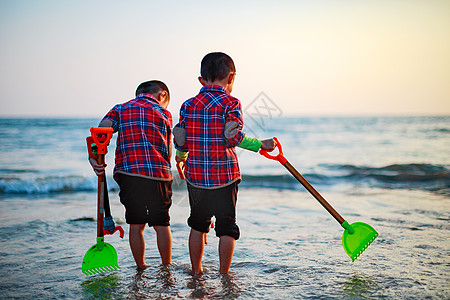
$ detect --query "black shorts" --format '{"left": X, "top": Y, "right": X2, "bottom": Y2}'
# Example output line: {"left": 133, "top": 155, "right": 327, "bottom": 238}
{"left": 187, "top": 181, "right": 240, "bottom": 240}
{"left": 116, "top": 173, "right": 172, "bottom": 226}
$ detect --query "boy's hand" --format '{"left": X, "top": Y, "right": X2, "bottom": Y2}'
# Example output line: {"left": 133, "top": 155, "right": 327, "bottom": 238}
{"left": 175, "top": 155, "right": 185, "bottom": 163}
{"left": 260, "top": 138, "right": 276, "bottom": 151}
{"left": 89, "top": 157, "right": 107, "bottom": 176}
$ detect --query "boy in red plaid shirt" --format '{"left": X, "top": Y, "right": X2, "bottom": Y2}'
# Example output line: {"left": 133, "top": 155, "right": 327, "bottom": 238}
{"left": 89, "top": 80, "right": 173, "bottom": 269}
{"left": 174, "top": 52, "right": 275, "bottom": 274}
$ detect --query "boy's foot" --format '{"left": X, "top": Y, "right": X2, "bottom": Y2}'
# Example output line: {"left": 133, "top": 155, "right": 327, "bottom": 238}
{"left": 136, "top": 264, "right": 149, "bottom": 271}
{"left": 188, "top": 268, "right": 204, "bottom": 276}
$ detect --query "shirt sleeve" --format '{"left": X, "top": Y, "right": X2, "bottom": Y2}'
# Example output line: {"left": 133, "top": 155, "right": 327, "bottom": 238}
{"left": 101, "top": 105, "right": 120, "bottom": 132}
{"left": 223, "top": 99, "right": 245, "bottom": 148}
{"left": 174, "top": 103, "right": 189, "bottom": 153}
{"left": 237, "top": 135, "right": 262, "bottom": 152}
{"left": 166, "top": 110, "right": 173, "bottom": 145}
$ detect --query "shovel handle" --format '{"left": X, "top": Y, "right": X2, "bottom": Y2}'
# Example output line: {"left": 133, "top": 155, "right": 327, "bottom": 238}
{"left": 90, "top": 127, "right": 113, "bottom": 155}
{"left": 260, "top": 137, "right": 346, "bottom": 225}
{"left": 97, "top": 154, "right": 106, "bottom": 237}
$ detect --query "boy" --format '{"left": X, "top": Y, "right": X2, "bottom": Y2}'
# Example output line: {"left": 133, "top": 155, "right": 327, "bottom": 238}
{"left": 173, "top": 52, "right": 275, "bottom": 274}
{"left": 89, "top": 80, "right": 173, "bottom": 269}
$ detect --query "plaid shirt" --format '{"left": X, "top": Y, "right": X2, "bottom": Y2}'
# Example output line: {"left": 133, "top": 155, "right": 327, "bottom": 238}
{"left": 175, "top": 85, "right": 245, "bottom": 188}
{"left": 102, "top": 94, "right": 173, "bottom": 180}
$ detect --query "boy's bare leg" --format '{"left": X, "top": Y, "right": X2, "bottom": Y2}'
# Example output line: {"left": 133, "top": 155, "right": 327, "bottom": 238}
{"left": 219, "top": 235, "right": 235, "bottom": 274}
{"left": 129, "top": 224, "right": 146, "bottom": 268}
{"left": 154, "top": 225, "right": 172, "bottom": 265}
{"left": 189, "top": 229, "right": 205, "bottom": 275}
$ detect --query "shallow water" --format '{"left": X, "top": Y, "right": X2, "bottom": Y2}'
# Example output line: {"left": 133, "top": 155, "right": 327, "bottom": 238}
{"left": 0, "top": 117, "right": 449, "bottom": 299}
{"left": 0, "top": 187, "right": 449, "bottom": 299}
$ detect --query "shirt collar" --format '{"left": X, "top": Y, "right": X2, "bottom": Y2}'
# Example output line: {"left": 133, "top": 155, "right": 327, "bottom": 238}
{"left": 136, "top": 93, "right": 159, "bottom": 103}
{"left": 199, "top": 85, "right": 230, "bottom": 95}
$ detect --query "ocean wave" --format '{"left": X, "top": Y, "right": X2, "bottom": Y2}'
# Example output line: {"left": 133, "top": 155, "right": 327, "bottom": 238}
{"left": 0, "top": 175, "right": 98, "bottom": 194}
{"left": 243, "top": 163, "right": 450, "bottom": 195}
{"left": 326, "top": 163, "right": 449, "bottom": 181}
{"left": 0, "top": 163, "right": 448, "bottom": 195}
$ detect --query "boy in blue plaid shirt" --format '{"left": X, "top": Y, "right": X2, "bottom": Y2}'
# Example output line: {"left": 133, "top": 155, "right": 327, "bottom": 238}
{"left": 89, "top": 80, "right": 173, "bottom": 270}
{"left": 174, "top": 53, "right": 275, "bottom": 274}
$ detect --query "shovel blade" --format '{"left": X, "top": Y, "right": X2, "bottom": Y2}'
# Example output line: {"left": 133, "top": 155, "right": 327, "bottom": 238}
{"left": 342, "top": 222, "right": 378, "bottom": 262}
{"left": 82, "top": 237, "right": 119, "bottom": 275}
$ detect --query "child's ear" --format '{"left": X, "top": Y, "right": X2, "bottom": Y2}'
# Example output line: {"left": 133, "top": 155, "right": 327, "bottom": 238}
{"left": 158, "top": 91, "right": 169, "bottom": 108}
{"left": 198, "top": 76, "right": 206, "bottom": 86}
{"left": 227, "top": 72, "right": 236, "bottom": 85}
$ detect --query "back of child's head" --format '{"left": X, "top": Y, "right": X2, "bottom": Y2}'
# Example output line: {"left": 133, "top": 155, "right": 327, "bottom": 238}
{"left": 135, "top": 80, "right": 170, "bottom": 99}
{"left": 200, "top": 52, "right": 236, "bottom": 82}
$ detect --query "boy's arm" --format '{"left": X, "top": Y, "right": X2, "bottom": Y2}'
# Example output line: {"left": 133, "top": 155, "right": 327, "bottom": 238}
{"left": 223, "top": 100, "right": 245, "bottom": 147}
{"left": 225, "top": 123, "right": 274, "bottom": 152}
{"left": 224, "top": 100, "right": 275, "bottom": 152}
{"left": 99, "top": 105, "right": 120, "bottom": 132}
{"left": 88, "top": 107, "right": 118, "bottom": 175}
{"left": 238, "top": 135, "right": 262, "bottom": 152}
{"left": 224, "top": 121, "right": 260, "bottom": 151}
{"left": 173, "top": 104, "right": 189, "bottom": 156}
{"left": 99, "top": 118, "right": 113, "bottom": 128}
{"left": 173, "top": 125, "right": 189, "bottom": 159}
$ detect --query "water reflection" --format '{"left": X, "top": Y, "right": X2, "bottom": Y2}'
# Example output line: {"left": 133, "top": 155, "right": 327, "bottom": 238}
{"left": 186, "top": 272, "right": 243, "bottom": 299}
{"left": 187, "top": 274, "right": 210, "bottom": 298}
{"left": 340, "top": 272, "right": 380, "bottom": 299}
{"left": 128, "top": 265, "right": 177, "bottom": 299}
{"left": 81, "top": 273, "right": 121, "bottom": 299}
{"left": 218, "top": 273, "right": 243, "bottom": 299}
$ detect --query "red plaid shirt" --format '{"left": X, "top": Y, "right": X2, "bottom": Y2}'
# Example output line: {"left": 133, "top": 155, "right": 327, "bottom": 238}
{"left": 175, "top": 85, "right": 245, "bottom": 188}
{"left": 102, "top": 94, "right": 173, "bottom": 180}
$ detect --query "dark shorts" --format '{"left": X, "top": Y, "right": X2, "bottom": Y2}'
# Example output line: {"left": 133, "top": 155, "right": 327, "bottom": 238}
{"left": 116, "top": 173, "right": 172, "bottom": 226}
{"left": 187, "top": 181, "right": 240, "bottom": 240}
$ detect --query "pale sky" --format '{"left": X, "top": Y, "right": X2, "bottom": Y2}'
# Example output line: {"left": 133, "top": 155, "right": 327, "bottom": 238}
{"left": 0, "top": 0, "right": 449, "bottom": 117}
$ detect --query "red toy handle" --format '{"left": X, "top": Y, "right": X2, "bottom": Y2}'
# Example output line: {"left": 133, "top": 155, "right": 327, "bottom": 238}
{"left": 176, "top": 160, "right": 186, "bottom": 180}
{"left": 259, "top": 137, "right": 287, "bottom": 164}
{"left": 90, "top": 127, "right": 114, "bottom": 155}
{"left": 104, "top": 225, "right": 125, "bottom": 239}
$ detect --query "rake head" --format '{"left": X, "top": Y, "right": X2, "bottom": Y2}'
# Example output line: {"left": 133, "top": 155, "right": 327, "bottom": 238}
{"left": 82, "top": 237, "right": 120, "bottom": 275}
{"left": 342, "top": 221, "right": 378, "bottom": 262}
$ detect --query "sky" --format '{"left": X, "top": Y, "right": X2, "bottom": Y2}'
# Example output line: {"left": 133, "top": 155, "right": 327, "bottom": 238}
{"left": 0, "top": 0, "right": 449, "bottom": 117}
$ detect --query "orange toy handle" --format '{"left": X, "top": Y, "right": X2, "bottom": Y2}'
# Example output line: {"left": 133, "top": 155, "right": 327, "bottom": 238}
{"left": 90, "top": 127, "right": 113, "bottom": 155}
{"left": 176, "top": 160, "right": 186, "bottom": 180}
{"left": 259, "top": 137, "right": 287, "bottom": 164}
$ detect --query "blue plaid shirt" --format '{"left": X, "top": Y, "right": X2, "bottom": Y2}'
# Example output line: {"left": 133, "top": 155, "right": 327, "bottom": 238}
{"left": 174, "top": 85, "right": 245, "bottom": 188}
{"left": 102, "top": 94, "right": 173, "bottom": 181}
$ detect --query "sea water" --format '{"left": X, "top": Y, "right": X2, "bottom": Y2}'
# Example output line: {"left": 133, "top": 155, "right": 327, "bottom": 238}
{"left": 0, "top": 116, "right": 449, "bottom": 299}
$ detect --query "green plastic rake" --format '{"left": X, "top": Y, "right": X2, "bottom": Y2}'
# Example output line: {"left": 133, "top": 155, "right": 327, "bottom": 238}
{"left": 82, "top": 127, "right": 120, "bottom": 275}
{"left": 260, "top": 137, "right": 378, "bottom": 261}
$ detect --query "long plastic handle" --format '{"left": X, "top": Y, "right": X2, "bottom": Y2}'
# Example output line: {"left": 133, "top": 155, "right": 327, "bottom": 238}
{"left": 91, "top": 127, "right": 113, "bottom": 238}
{"left": 176, "top": 160, "right": 186, "bottom": 180}
{"left": 97, "top": 154, "right": 106, "bottom": 238}
{"left": 90, "top": 127, "right": 113, "bottom": 155}
{"left": 260, "top": 137, "right": 346, "bottom": 225}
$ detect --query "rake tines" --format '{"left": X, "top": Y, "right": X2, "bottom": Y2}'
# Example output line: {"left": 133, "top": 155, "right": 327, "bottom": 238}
{"left": 351, "top": 231, "right": 378, "bottom": 262}
{"left": 82, "top": 264, "right": 120, "bottom": 276}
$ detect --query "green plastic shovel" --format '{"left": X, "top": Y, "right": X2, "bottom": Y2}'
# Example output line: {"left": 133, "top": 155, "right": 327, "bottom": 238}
{"left": 82, "top": 127, "right": 120, "bottom": 275}
{"left": 260, "top": 137, "right": 378, "bottom": 261}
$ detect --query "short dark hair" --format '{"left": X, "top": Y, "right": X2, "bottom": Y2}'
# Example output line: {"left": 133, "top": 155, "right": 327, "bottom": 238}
{"left": 200, "top": 52, "right": 236, "bottom": 82}
{"left": 135, "top": 80, "right": 170, "bottom": 99}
